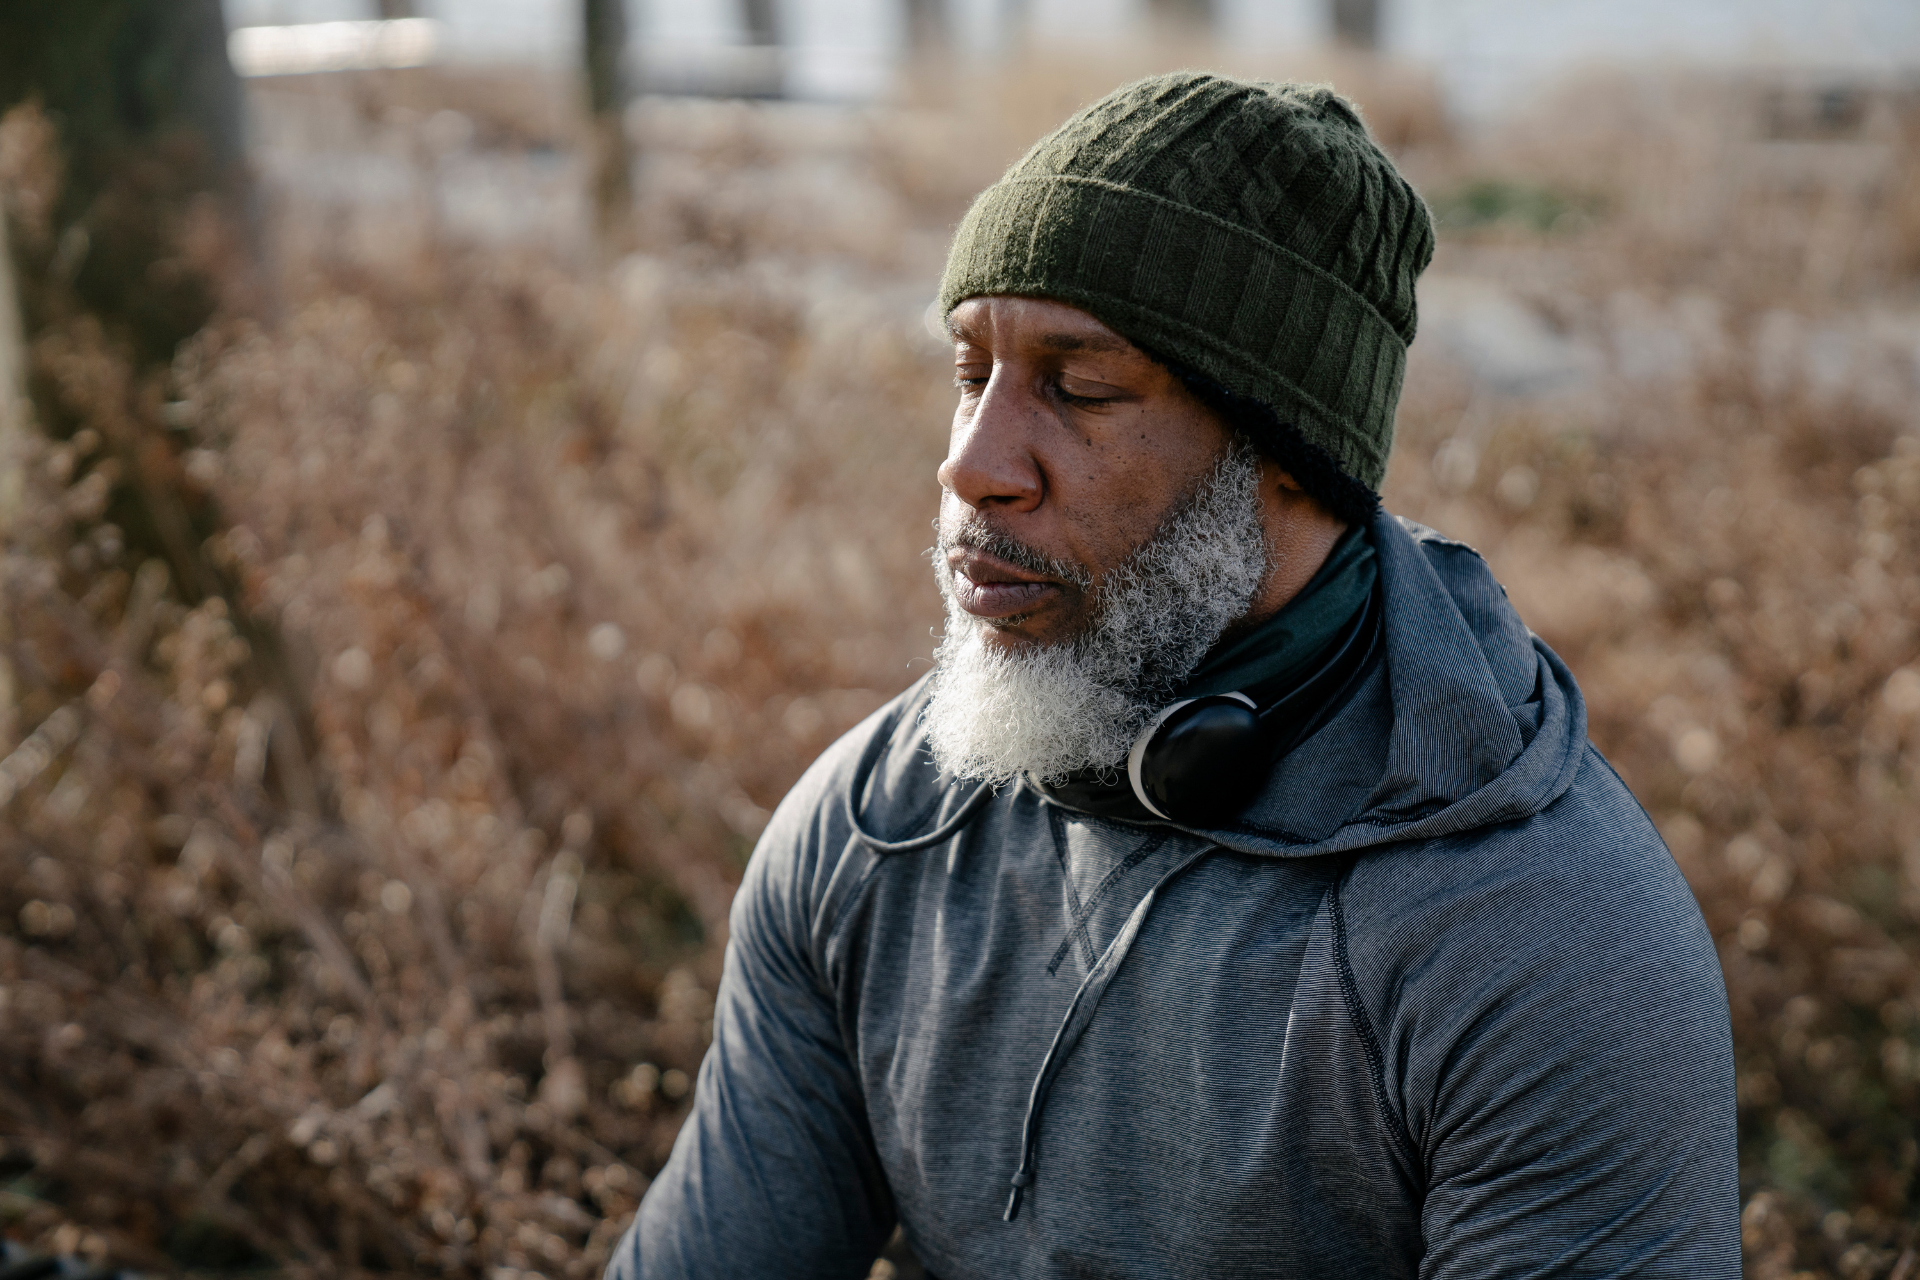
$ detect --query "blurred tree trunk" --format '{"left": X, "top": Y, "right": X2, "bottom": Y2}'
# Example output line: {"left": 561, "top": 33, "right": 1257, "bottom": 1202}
{"left": 1147, "top": 0, "right": 1211, "bottom": 27}
{"left": 376, "top": 0, "right": 417, "bottom": 17}
{"left": 0, "top": 1, "right": 325, "bottom": 816}
{"left": 998, "top": 0, "right": 1030, "bottom": 51}
{"left": 584, "top": 0, "right": 633, "bottom": 235}
{"left": 0, "top": 0, "right": 249, "bottom": 371}
{"left": 0, "top": 199, "right": 27, "bottom": 538}
{"left": 741, "top": 0, "right": 781, "bottom": 46}
{"left": 740, "top": 0, "right": 783, "bottom": 97}
{"left": 1331, "top": 0, "right": 1380, "bottom": 49}
{"left": 1, "top": 0, "right": 252, "bottom": 608}
{"left": 905, "top": 0, "right": 947, "bottom": 51}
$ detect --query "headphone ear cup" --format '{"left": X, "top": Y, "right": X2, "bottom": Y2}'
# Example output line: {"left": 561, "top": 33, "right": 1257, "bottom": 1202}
{"left": 1128, "top": 694, "right": 1264, "bottom": 824}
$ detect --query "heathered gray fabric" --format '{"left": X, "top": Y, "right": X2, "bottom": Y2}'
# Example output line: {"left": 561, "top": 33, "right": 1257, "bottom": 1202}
{"left": 609, "top": 512, "right": 1740, "bottom": 1280}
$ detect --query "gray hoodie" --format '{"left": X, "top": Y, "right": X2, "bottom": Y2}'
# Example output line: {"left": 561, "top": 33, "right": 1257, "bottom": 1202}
{"left": 610, "top": 513, "right": 1740, "bottom": 1279}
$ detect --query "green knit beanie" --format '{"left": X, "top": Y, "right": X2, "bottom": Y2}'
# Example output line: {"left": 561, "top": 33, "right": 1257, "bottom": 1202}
{"left": 939, "top": 72, "right": 1433, "bottom": 493}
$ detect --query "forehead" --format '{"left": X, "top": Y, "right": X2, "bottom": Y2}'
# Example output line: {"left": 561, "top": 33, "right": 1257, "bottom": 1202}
{"left": 948, "top": 295, "right": 1136, "bottom": 356}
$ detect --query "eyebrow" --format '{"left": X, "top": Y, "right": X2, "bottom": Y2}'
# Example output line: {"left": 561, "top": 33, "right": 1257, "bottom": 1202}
{"left": 948, "top": 326, "right": 1134, "bottom": 355}
{"left": 1032, "top": 331, "right": 1130, "bottom": 353}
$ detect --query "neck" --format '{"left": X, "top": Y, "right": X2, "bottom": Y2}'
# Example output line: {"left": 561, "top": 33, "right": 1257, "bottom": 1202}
{"left": 1218, "top": 477, "right": 1348, "bottom": 647}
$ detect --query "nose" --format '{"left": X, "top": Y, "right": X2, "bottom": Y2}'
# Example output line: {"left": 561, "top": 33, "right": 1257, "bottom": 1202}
{"left": 937, "top": 366, "right": 1043, "bottom": 513}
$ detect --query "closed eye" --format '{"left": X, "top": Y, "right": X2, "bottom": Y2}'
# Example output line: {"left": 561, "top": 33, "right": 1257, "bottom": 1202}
{"left": 1051, "top": 378, "right": 1119, "bottom": 408}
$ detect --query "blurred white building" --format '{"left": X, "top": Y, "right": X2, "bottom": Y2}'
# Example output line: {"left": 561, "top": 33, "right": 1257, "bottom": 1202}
{"left": 1392, "top": 0, "right": 1920, "bottom": 121}
{"left": 224, "top": 0, "right": 1920, "bottom": 116}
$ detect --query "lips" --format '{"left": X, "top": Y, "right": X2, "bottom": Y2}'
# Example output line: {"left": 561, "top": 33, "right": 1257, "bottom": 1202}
{"left": 947, "top": 548, "right": 1062, "bottom": 620}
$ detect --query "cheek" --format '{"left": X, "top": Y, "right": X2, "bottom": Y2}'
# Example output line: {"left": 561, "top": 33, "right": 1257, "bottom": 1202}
{"left": 1038, "top": 489, "right": 1162, "bottom": 597}
{"left": 1046, "top": 445, "right": 1199, "bottom": 566}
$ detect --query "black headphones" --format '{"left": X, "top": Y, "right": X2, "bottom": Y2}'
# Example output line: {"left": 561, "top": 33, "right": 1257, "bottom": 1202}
{"left": 1121, "top": 584, "right": 1382, "bottom": 825}
{"left": 847, "top": 586, "right": 1385, "bottom": 855}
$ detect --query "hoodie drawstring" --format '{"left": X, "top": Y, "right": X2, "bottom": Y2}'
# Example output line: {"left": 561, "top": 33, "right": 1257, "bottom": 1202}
{"left": 1004, "top": 844, "right": 1214, "bottom": 1222}
{"left": 838, "top": 716, "right": 1218, "bottom": 1224}
{"left": 843, "top": 723, "right": 995, "bottom": 855}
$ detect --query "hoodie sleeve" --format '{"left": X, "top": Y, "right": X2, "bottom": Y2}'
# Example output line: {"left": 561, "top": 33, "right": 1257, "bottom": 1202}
{"left": 604, "top": 752, "right": 895, "bottom": 1280}
{"left": 1343, "top": 750, "right": 1742, "bottom": 1280}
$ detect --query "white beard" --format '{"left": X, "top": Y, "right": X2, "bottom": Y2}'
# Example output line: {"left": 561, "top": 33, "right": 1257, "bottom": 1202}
{"left": 923, "top": 443, "right": 1268, "bottom": 786}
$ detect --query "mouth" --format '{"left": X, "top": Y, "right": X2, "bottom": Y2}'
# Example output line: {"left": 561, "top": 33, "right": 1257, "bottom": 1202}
{"left": 946, "top": 547, "right": 1063, "bottom": 621}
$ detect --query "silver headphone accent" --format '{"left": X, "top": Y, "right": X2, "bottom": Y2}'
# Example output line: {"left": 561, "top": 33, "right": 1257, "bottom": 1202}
{"left": 1126, "top": 692, "right": 1256, "bottom": 820}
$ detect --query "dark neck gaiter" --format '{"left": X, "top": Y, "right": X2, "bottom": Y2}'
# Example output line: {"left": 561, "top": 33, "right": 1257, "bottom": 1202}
{"left": 1180, "top": 524, "right": 1377, "bottom": 705}
{"left": 1031, "top": 523, "right": 1378, "bottom": 822}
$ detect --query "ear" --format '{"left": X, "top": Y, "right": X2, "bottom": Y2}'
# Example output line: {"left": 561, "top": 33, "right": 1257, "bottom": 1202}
{"left": 1260, "top": 457, "right": 1305, "bottom": 494}
{"left": 1258, "top": 456, "right": 1341, "bottom": 534}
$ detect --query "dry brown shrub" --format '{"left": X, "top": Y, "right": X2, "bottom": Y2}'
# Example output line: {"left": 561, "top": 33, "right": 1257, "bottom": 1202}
{"left": 0, "top": 54, "right": 1916, "bottom": 1280}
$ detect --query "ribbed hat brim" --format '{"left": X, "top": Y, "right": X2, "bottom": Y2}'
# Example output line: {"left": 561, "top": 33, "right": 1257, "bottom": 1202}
{"left": 940, "top": 171, "right": 1406, "bottom": 489}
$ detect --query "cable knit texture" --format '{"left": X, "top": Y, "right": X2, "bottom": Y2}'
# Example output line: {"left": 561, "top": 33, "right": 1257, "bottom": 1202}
{"left": 939, "top": 72, "right": 1435, "bottom": 491}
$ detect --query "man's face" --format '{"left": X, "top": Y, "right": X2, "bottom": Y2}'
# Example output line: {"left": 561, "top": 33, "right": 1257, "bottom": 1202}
{"left": 939, "top": 296, "right": 1238, "bottom": 650}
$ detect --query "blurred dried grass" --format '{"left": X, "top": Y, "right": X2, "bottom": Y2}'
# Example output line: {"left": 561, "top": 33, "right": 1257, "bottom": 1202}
{"left": 0, "top": 50, "right": 1917, "bottom": 1280}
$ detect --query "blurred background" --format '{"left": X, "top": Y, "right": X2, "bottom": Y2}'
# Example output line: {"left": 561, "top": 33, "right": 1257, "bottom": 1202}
{"left": 1, "top": 1, "right": 1918, "bottom": 1277}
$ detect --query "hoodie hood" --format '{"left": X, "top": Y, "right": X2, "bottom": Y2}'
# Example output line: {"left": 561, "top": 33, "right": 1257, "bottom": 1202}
{"left": 1204, "top": 511, "right": 1588, "bottom": 856}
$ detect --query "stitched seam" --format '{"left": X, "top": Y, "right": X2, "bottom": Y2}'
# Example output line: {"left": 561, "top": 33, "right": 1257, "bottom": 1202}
{"left": 819, "top": 834, "right": 897, "bottom": 956}
{"left": 1046, "top": 837, "right": 1168, "bottom": 976}
{"left": 1586, "top": 744, "right": 1662, "bottom": 840}
{"left": 1242, "top": 808, "right": 1452, "bottom": 842}
{"left": 1230, "top": 817, "right": 1318, "bottom": 844}
{"left": 820, "top": 714, "right": 945, "bottom": 963}
{"left": 884, "top": 754, "right": 950, "bottom": 842}
{"left": 1327, "top": 869, "right": 1423, "bottom": 1182}
{"left": 1046, "top": 808, "right": 1092, "bottom": 973}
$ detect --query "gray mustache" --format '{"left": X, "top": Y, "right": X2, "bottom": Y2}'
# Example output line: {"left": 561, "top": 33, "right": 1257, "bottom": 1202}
{"left": 935, "top": 518, "right": 1094, "bottom": 589}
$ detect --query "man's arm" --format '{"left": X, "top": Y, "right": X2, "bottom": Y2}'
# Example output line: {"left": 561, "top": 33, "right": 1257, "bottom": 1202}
{"left": 1350, "top": 758, "right": 1742, "bottom": 1279}
{"left": 606, "top": 788, "right": 894, "bottom": 1279}
{"left": 1410, "top": 895, "right": 1740, "bottom": 1280}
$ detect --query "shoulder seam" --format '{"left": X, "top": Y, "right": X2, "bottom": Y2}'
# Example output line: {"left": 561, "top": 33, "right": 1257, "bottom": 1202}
{"left": 1392, "top": 514, "right": 1485, "bottom": 559}
{"left": 1586, "top": 743, "right": 1661, "bottom": 831}
{"left": 816, "top": 844, "right": 891, "bottom": 988}
{"left": 1327, "top": 866, "right": 1424, "bottom": 1186}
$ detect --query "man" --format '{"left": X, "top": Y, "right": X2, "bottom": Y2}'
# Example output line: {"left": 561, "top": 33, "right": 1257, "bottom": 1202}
{"left": 611, "top": 74, "right": 1739, "bottom": 1278}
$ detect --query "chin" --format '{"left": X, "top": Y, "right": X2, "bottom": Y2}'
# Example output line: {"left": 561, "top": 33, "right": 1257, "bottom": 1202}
{"left": 978, "top": 620, "right": 1058, "bottom": 652}
{"left": 976, "top": 608, "right": 1086, "bottom": 648}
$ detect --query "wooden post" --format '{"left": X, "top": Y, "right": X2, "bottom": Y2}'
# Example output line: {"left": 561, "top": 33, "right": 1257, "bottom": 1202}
{"left": 1147, "top": 0, "right": 1212, "bottom": 26}
{"left": 741, "top": 0, "right": 781, "bottom": 46}
{"left": 584, "top": 0, "right": 633, "bottom": 236}
{"left": 1331, "top": 0, "right": 1381, "bottom": 49}
{"left": 906, "top": 0, "right": 947, "bottom": 51}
